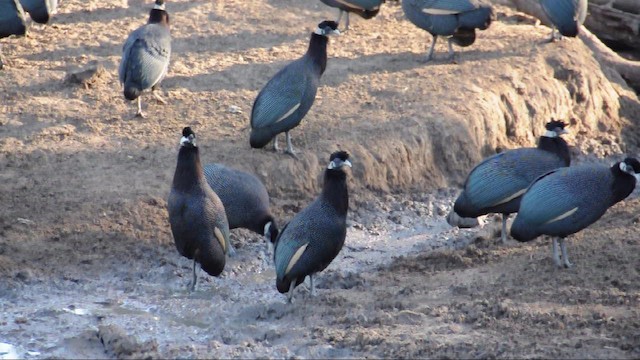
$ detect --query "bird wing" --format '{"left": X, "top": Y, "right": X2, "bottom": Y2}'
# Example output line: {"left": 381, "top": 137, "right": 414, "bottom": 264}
{"left": 517, "top": 166, "right": 611, "bottom": 227}
{"left": 250, "top": 60, "right": 308, "bottom": 129}
{"left": 411, "top": 0, "right": 478, "bottom": 14}
{"left": 119, "top": 24, "right": 171, "bottom": 89}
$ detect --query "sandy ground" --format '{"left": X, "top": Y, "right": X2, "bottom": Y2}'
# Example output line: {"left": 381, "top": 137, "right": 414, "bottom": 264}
{"left": 1, "top": 0, "right": 640, "bottom": 358}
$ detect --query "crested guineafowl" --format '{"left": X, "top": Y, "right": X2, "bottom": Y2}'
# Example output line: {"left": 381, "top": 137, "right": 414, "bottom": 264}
{"left": 168, "top": 127, "right": 231, "bottom": 291}
{"left": 451, "top": 120, "right": 571, "bottom": 244}
{"left": 539, "top": 0, "right": 588, "bottom": 41}
{"left": 319, "top": 0, "right": 385, "bottom": 31}
{"left": 119, "top": 0, "right": 171, "bottom": 118}
{"left": 19, "top": 0, "right": 57, "bottom": 24}
{"left": 203, "top": 163, "right": 279, "bottom": 248}
{"left": 402, "top": 0, "right": 493, "bottom": 62}
{"left": 250, "top": 20, "right": 340, "bottom": 156}
{"left": 274, "top": 151, "right": 351, "bottom": 303}
{"left": 511, "top": 157, "right": 640, "bottom": 268}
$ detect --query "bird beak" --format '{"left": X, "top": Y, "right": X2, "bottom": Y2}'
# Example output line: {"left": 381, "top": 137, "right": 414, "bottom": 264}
{"left": 344, "top": 159, "right": 352, "bottom": 168}
{"left": 331, "top": 29, "right": 341, "bottom": 36}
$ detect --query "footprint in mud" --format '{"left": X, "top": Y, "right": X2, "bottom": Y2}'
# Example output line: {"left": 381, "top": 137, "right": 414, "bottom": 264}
{"left": 315, "top": 271, "right": 366, "bottom": 290}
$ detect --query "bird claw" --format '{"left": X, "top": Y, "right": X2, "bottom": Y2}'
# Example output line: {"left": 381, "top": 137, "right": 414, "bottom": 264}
{"left": 285, "top": 150, "right": 298, "bottom": 159}
{"left": 135, "top": 111, "right": 147, "bottom": 119}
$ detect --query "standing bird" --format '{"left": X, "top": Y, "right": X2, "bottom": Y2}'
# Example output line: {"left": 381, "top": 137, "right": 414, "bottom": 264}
{"left": 402, "top": 0, "right": 493, "bottom": 62}
{"left": 274, "top": 151, "right": 351, "bottom": 303}
{"left": 19, "top": 0, "right": 57, "bottom": 24}
{"left": 250, "top": 20, "right": 340, "bottom": 156}
{"left": 168, "top": 127, "right": 231, "bottom": 291}
{"left": 451, "top": 120, "right": 571, "bottom": 244}
{"left": 119, "top": 0, "right": 171, "bottom": 118}
{"left": 203, "top": 163, "right": 279, "bottom": 248}
{"left": 319, "top": 0, "right": 385, "bottom": 31}
{"left": 0, "top": 0, "right": 26, "bottom": 70}
{"left": 511, "top": 157, "right": 640, "bottom": 268}
{"left": 539, "top": 0, "right": 588, "bottom": 41}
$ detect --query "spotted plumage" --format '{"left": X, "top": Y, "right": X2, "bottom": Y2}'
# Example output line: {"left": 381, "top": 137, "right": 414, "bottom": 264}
{"left": 319, "top": 0, "right": 384, "bottom": 31}
{"left": 168, "top": 127, "right": 231, "bottom": 291}
{"left": 402, "top": 0, "right": 493, "bottom": 61}
{"left": 451, "top": 120, "right": 570, "bottom": 244}
{"left": 274, "top": 151, "right": 351, "bottom": 303}
{"left": 250, "top": 20, "right": 340, "bottom": 156}
{"left": 119, "top": 0, "right": 171, "bottom": 118}
{"left": 539, "top": 0, "right": 588, "bottom": 40}
{"left": 511, "top": 157, "right": 640, "bottom": 268}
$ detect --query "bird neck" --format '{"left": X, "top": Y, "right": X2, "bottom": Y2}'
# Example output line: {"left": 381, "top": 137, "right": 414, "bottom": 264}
{"left": 321, "top": 169, "right": 349, "bottom": 215}
{"left": 610, "top": 164, "right": 637, "bottom": 205}
{"left": 172, "top": 146, "right": 206, "bottom": 191}
{"left": 537, "top": 135, "right": 570, "bottom": 166}
{"left": 148, "top": 9, "right": 169, "bottom": 27}
{"left": 307, "top": 33, "right": 329, "bottom": 75}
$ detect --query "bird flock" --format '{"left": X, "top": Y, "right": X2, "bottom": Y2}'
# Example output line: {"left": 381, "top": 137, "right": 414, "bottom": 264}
{"left": 2, "top": 0, "right": 638, "bottom": 303}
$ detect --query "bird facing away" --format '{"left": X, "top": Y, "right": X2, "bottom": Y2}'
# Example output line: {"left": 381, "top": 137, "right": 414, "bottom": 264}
{"left": 274, "top": 151, "right": 351, "bottom": 303}
{"left": 451, "top": 120, "right": 571, "bottom": 244}
{"left": 19, "top": 0, "right": 57, "bottom": 24}
{"left": 250, "top": 20, "right": 340, "bottom": 156}
{"left": 119, "top": 0, "right": 171, "bottom": 118}
{"left": 168, "top": 127, "right": 231, "bottom": 291}
{"left": 202, "top": 163, "right": 279, "bottom": 248}
{"left": 319, "top": 0, "right": 385, "bottom": 31}
{"left": 539, "top": 0, "right": 588, "bottom": 41}
{"left": 401, "top": 0, "right": 493, "bottom": 62}
{"left": 511, "top": 157, "right": 640, "bottom": 268}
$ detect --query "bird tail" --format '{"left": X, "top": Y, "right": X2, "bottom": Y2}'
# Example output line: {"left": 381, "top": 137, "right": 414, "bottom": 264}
{"left": 197, "top": 242, "right": 226, "bottom": 277}
{"left": 123, "top": 85, "right": 141, "bottom": 101}
{"left": 509, "top": 216, "right": 539, "bottom": 242}
{"left": 360, "top": 8, "right": 381, "bottom": 19}
{"left": 458, "top": 6, "right": 493, "bottom": 31}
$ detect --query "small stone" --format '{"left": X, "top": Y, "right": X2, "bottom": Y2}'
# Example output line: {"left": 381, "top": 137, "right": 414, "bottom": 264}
{"left": 228, "top": 105, "right": 242, "bottom": 114}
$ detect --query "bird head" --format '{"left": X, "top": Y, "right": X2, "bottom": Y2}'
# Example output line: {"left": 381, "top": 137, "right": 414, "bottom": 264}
{"left": 620, "top": 157, "right": 640, "bottom": 181}
{"left": 154, "top": 0, "right": 166, "bottom": 10}
{"left": 180, "top": 127, "right": 197, "bottom": 148}
{"left": 544, "top": 119, "right": 568, "bottom": 137}
{"left": 328, "top": 151, "right": 352, "bottom": 170}
{"left": 314, "top": 20, "right": 341, "bottom": 36}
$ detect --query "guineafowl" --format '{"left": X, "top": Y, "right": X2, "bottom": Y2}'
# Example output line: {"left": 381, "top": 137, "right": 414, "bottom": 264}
{"left": 168, "top": 127, "right": 231, "bottom": 291}
{"left": 274, "top": 151, "right": 351, "bottom": 303}
{"left": 511, "top": 157, "right": 640, "bottom": 268}
{"left": 451, "top": 120, "right": 570, "bottom": 244}
{"left": 0, "top": 0, "right": 26, "bottom": 70}
{"left": 250, "top": 20, "right": 340, "bottom": 156}
{"left": 319, "top": 0, "right": 384, "bottom": 31}
{"left": 19, "top": 0, "right": 57, "bottom": 24}
{"left": 402, "top": 0, "right": 493, "bottom": 62}
{"left": 119, "top": 0, "right": 171, "bottom": 118}
{"left": 203, "top": 163, "right": 279, "bottom": 247}
{"left": 539, "top": 0, "right": 588, "bottom": 41}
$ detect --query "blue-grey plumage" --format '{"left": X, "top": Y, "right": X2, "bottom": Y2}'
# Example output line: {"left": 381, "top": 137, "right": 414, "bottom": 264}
{"left": 511, "top": 157, "right": 640, "bottom": 268}
{"left": 168, "top": 127, "right": 231, "bottom": 291}
{"left": 539, "top": 0, "right": 588, "bottom": 40}
{"left": 250, "top": 20, "right": 340, "bottom": 156}
{"left": 19, "top": 0, "right": 56, "bottom": 24}
{"left": 451, "top": 120, "right": 570, "bottom": 244}
{"left": 0, "top": 0, "right": 26, "bottom": 70}
{"left": 203, "top": 163, "right": 279, "bottom": 244}
{"left": 402, "top": 0, "right": 493, "bottom": 61}
{"left": 319, "top": 0, "right": 384, "bottom": 31}
{"left": 274, "top": 151, "right": 351, "bottom": 303}
{"left": 118, "top": 0, "right": 171, "bottom": 118}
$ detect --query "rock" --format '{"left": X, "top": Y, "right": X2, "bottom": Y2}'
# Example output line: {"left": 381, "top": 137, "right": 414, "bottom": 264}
{"left": 446, "top": 209, "right": 479, "bottom": 228}
{"left": 64, "top": 62, "right": 108, "bottom": 89}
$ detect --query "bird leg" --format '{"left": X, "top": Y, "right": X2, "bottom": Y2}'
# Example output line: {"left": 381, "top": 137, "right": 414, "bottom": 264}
{"left": 425, "top": 35, "right": 438, "bottom": 62}
{"left": 152, "top": 89, "right": 167, "bottom": 105}
{"left": 344, "top": 12, "right": 351, "bottom": 31}
{"left": 552, "top": 237, "right": 562, "bottom": 267}
{"left": 189, "top": 258, "right": 198, "bottom": 292}
{"left": 559, "top": 238, "right": 572, "bottom": 268}
{"left": 548, "top": 28, "right": 562, "bottom": 42}
{"left": 287, "top": 280, "right": 296, "bottom": 303}
{"left": 272, "top": 135, "right": 280, "bottom": 152}
{"left": 447, "top": 37, "right": 458, "bottom": 64}
{"left": 285, "top": 132, "right": 297, "bottom": 158}
{"left": 336, "top": 9, "right": 344, "bottom": 27}
{"left": 227, "top": 242, "right": 237, "bottom": 257}
{"left": 309, "top": 274, "right": 315, "bottom": 297}
{"left": 135, "top": 97, "right": 146, "bottom": 118}
{"left": 501, "top": 213, "right": 508, "bottom": 245}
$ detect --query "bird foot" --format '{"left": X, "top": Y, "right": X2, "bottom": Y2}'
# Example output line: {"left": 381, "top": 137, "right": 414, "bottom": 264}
{"left": 153, "top": 93, "right": 167, "bottom": 105}
{"left": 135, "top": 111, "right": 147, "bottom": 119}
{"left": 563, "top": 260, "right": 573, "bottom": 269}
{"left": 284, "top": 150, "right": 298, "bottom": 159}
